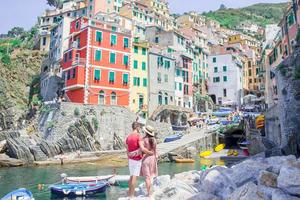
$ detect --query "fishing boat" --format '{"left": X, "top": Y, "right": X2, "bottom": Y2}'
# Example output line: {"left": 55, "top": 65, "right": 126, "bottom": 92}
{"left": 164, "top": 134, "right": 182, "bottom": 143}
{"left": 175, "top": 158, "right": 195, "bottom": 163}
{"left": 66, "top": 175, "right": 130, "bottom": 186}
{"left": 214, "top": 143, "right": 225, "bottom": 152}
{"left": 50, "top": 182, "right": 108, "bottom": 197}
{"left": 171, "top": 124, "right": 189, "bottom": 131}
{"left": 1, "top": 188, "right": 34, "bottom": 200}
{"left": 212, "top": 107, "right": 233, "bottom": 117}
{"left": 199, "top": 150, "right": 212, "bottom": 158}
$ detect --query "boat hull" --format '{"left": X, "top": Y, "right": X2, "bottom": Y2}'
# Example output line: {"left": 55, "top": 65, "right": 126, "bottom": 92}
{"left": 1, "top": 188, "right": 33, "bottom": 200}
{"left": 164, "top": 135, "right": 182, "bottom": 143}
{"left": 175, "top": 158, "right": 195, "bottom": 163}
{"left": 50, "top": 183, "right": 108, "bottom": 197}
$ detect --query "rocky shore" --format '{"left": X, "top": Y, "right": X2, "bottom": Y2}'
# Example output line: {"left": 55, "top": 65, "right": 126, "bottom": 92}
{"left": 136, "top": 154, "right": 300, "bottom": 200}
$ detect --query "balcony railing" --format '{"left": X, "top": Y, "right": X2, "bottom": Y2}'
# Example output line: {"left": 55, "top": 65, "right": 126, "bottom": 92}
{"left": 72, "top": 58, "right": 86, "bottom": 66}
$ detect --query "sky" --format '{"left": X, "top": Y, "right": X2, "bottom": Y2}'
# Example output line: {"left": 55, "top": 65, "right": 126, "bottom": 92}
{"left": 0, "top": 0, "right": 289, "bottom": 34}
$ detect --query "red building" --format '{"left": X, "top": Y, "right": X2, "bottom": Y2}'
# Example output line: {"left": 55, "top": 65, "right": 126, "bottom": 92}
{"left": 61, "top": 17, "right": 131, "bottom": 106}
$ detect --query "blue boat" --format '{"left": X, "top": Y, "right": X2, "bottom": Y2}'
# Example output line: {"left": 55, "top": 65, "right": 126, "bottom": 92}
{"left": 50, "top": 182, "right": 108, "bottom": 197}
{"left": 1, "top": 188, "right": 33, "bottom": 200}
{"left": 212, "top": 107, "right": 233, "bottom": 117}
{"left": 171, "top": 124, "right": 189, "bottom": 131}
{"left": 164, "top": 134, "right": 182, "bottom": 143}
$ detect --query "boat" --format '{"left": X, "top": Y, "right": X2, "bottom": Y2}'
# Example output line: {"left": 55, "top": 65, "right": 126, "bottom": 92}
{"left": 212, "top": 107, "right": 233, "bottom": 117}
{"left": 66, "top": 175, "right": 130, "bottom": 186}
{"left": 220, "top": 120, "right": 231, "bottom": 125}
{"left": 164, "top": 134, "right": 182, "bottom": 143}
{"left": 1, "top": 188, "right": 34, "bottom": 200}
{"left": 238, "top": 140, "right": 250, "bottom": 150}
{"left": 50, "top": 182, "right": 108, "bottom": 197}
{"left": 199, "top": 150, "right": 212, "bottom": 158}
{"left": 171, "top": 124, "right": 189, "bottom": 131}
{"left": 214, "top": 144, "right": 225, "bottom": 152}
{"left": 175, "top": 158, "right": 195, "bottom": 163}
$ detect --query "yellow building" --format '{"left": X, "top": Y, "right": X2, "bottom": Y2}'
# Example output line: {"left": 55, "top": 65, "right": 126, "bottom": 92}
{"left": 130, "top": 40, "right": 149, "bottom": 116}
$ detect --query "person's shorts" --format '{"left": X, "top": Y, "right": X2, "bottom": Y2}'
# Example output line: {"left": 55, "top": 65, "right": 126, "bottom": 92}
{"left": 128, "top": 159, "right": 142, "bottom": 176}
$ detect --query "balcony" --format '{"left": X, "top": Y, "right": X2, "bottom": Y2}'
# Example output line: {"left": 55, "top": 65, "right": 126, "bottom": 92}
{"left": 72, "top": 58, "right": 86, "bottom": 66}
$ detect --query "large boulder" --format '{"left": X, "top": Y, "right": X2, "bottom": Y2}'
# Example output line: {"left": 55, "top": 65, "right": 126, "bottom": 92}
{"left": 188, "top": 192, "right": 221, "bottom": 200}
{"left": 227, "top": 182, "right": 266, "bottom": 200}
{"left": 228, "top": 159, "right": 270, "bottom": 187}
{"left": 272, "top": 189, "right": 300, "bottom": 200}
{"left": 0, "top": 154, "right": 24, "bottom": 167}
{"left": 197, "top": 167, "right": 236, "bottom": 199}
{"left": 152, "top": 179, "right": 198, "bottom": 200}
{"left": 277, "top": 164, "right": 300, "bottom": 196}
{"left": 6, "top": 138, "right": 35, "bottom": 163}
{"left": 266, "top": 155, "right": 296, "bottom": 174}
{"left": 258, "top": 171, "right": 278, "bottom": 188}
{"left": 174, "top": 170, "right": 201, "bottom": 185}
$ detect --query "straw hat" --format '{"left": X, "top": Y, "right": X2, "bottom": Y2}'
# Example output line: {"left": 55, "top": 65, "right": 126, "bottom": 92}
{"left": 143, "top": 125, "right": 155, "bottom": 137}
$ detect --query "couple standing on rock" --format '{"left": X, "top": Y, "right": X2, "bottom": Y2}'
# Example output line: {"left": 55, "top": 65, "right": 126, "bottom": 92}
{"left": 125, "top": 122, "right": 158, "bottom": 198}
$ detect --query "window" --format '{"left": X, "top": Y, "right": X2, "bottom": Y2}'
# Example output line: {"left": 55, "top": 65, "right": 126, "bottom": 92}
{"left": 157, "top": 72, "right": 161, "bottom": 83}
{"left": 94, "top": 69, "right": 101, "bottom": 81}
{"left": 164, "top": 93, "right": 168, "bottom": 105}
{"left": 110, "top": 52, "right": 116, "bottom": 64}
{"left": 158, "top": 92, "right": 162, "bottom": 105}
{"left": 64, "top": 54, "right": 67, "bottom": 62}
{"left": 143, "top": 78, "right": 147, "bottom": 87}
{"left": 123, "top": 37, "right": 129, "bottom": 48}
{"left": 133, "top": 77, "right": 140, "bottom": 86}
{"left": 142, "top": 48, "right": 147, "bottom": 55}
{"left": 287, "top": 13, "right": 295, "bottom": 27}
{"left": 176, "top": 69, "right": 181, "bottom": 76}
{"left": 223, "top": 89, "right": 227, "bottom": 97}
{"left": 99, "top": 91, "right": 105, "bottom": 105}
{"left": 42, "top": 37, "right": 47, "bottom": 46}
{"left": 179, "top": 83, "right": 182, "bottom": 91}
{"left": 155, "top": 37, "right": 159, "bottom": 43}
{"left": 123, "top": 73, "right": 129, "bottom": 85}
{"left": 223, "top": 76, "right": 227, "bottom": 82}
{"left": 111, "top": 26, "right": 117, "bottom": 32}
{"left": 164, "top": 60, "right": 170, "bottom": 69}
{"left": 68, "top": 51, "right": 72, "bottom": 60}
{"left": 95, "top": 50, "right": 101, "bottom": 61}
{"left": 109, "top": 71, "right": 115, "bottom": 83}
{"left": 67, "top": 70, "right": 71, "bottom": 80}
{"left": 248, "top": 61, "right": 251, "bottom": 68}
{"left": 213, "top": 77, "right": 220, "bottom": 83}
{"left": 214, "top": 67, "right": 218, "bottom": 73}
{"left": 212, "top": 57, "right": 216, "bottom": 63}
{"left": 223, "top": 66, "right": 227, "bottom": 72}
{"left": 142, "top": 62, "right": 146, "bottom": 70}
{"left": 249, "top": 79, "right": 252, "bottom": 83}
{"left": 134, "top": 46, "right": 138, "bottom": 53}
{"left": 110, "top": 34, "right": 117, "bottom": 46}
{"left": 75, "top": 21, "right": 79, "bottom": 29}
{"left": 110, "top": 92, "right": 117, "bottom": 105}
{"left": 123, "top": 55, "right": 129, "bottom": 66}
{"left": 72, "top": 68, "right": 76, "bottom": 78}
{"left": 248, "top": 69, "right": 252, "bottom": 76}
{"left": 96, "top": 31, "right": 102, "bottom": 42}
{"left": 164, "top": 74, "right": 168, "bottom": 82}
{"left": 254, "top": 78, "right": 257, "bottom": 83}
{"left": 256, "top": 68, "right": 259, "bottom": 75}
{"left": 133, "top": 60, "right": 138, "bottom": 69}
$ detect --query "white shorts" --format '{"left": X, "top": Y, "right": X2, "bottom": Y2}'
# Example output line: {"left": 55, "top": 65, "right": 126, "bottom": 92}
{"left": 128, "top": 159, "right": 142, "bottom": 176}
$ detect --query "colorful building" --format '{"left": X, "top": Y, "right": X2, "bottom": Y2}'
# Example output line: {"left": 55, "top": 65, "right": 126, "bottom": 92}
{"left": 87, "top": 0, "right": 124, "bottom": 16}
{"left": 61, "top": 17, "right": 132, "bottom": 106}
{"left": 130, "top": 39, "right": 149, "bottom": 115}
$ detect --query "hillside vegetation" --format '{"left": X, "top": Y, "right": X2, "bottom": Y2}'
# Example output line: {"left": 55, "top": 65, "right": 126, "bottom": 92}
{"left": 203, "top": 3, "right": 289, "bottom": 29}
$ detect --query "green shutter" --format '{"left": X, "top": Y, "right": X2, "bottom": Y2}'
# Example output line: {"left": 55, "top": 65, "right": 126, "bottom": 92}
{"left": 143, "top": 78, "right": 147, "bottom": 87}
{"left": 124, "top": 38, "right": 129, "bottom": 48}
{"left": 142, "top": 62, "right": 146, "bottom": 70}
{"left": 96, "top": 31, "right": 102, "bottom": 42}
{"left": 123, "top": 55, "right": 129, "bottom": 66}
{"left": 123, "top": 73, "right": 128, "bottom": 83}
{"left": 95, "top": 50, "right": 101, "bottom": 61}
{"left": 133, "top": 60, "right": 138, "bottom": 69}
{"left": 137, "top": 78, "right": 140, "bottom": 86}
{"left": 142, "top": 48, "right": 146, "bottom": 55}
{"left": 223, "top": 66, "right": 227, "bottom": 71}
{"left": 223, "top": 76, "right": 227, "bottom": 82}
{"left": 109, "top": 71, "right": 115, "bottom": 82}
{"left": 110, "top": 34, "right": 117, "bottom": 45}
{"left": 133, "top": 77, "right": 137, "bottom": 86}
{"left": 110, "top": 52, "right": 116, "bottom": 63}
{"left": 179, "top": 83, "right": 182, "bottom": 91}
{"left": 94, "top": 69, "right": 101, "bottom": 80}
{"left": 134, "top": 46, "right": 138, "bottom": 53}
{"left": 214, "top": 67, "right": 218, "bottom": 73}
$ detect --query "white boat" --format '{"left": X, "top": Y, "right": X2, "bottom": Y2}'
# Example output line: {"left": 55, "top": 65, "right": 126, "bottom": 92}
{"left": 66, "top": 175, "right": 130, "bottom": 186}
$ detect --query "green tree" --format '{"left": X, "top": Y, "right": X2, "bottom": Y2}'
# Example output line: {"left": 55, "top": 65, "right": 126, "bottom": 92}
{"left": 7, "top": 27, "right": 25, "bottom": 38}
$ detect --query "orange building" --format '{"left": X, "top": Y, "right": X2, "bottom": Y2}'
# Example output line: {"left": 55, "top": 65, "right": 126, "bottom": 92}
{"left": 61, "top": 17, "right": 131, "bottom": 106}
